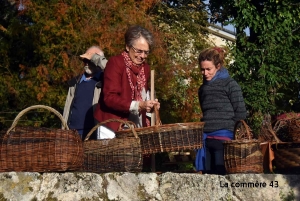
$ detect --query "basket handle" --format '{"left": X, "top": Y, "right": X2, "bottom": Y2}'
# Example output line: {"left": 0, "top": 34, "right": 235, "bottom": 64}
{"left": 154, "top": 104, "right": 162, "bottom": 126}
{"left": 266, "top": 123, "right": 282, "bottom": 143}
{"left": 7, "top": 105, "right": 69, "bottom": 135}
{"left": 84, "top": 119, "right": 138, "bottom": 141}
{"left": 118, "top": 120, "right": 137, "bottom": 131}
{"left": 233, "top": 120, "right": 252, "bottom": 140}
{"left": 259, "top": 117, "right": 282, "bottom": 143}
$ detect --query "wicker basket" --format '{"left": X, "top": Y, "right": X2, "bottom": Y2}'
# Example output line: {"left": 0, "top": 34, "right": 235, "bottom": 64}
{"left": 115, "top": 109, "right": 204, "bottom": 154}
{"left": 0, "top": 105, "right": 83, "bottom": 172}
{"left": 223, "top": 120, "right": 263, "bottom": 174}
{"left": 267, "top": 124, "right": 300, "bottom": 172}
{"left": 271, "top": 142, "right": 300, "bottom": 171}
{"left": 115, "top": 106, "right": 204, "bottom": 154}
{"left": 83, "top": 119, "right": 142, "bottom": 173}
{"left": 287, "top": 118, "right": 300, "bottom": 142}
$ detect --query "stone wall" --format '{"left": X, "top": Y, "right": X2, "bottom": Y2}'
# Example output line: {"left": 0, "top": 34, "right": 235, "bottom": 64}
{"left": 0, "top": 172, "right": 299, "bottom": 201}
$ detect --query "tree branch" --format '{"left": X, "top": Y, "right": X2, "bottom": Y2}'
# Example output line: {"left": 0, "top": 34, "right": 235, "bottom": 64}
{"left": 292, "top": 25, "right": 300, "bottom": 33}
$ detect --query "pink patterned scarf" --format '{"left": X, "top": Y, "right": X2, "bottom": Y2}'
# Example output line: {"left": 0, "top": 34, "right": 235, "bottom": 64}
{"left": 122, "top": 51, "right": 146, "bottom": 101}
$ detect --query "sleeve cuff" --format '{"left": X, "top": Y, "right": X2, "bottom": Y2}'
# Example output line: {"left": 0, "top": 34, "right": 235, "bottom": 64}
{"left": 130, "top": 101, "right": 139, "bottom": 115}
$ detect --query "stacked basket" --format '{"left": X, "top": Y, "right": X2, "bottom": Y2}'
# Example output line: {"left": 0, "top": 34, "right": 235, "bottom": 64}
{"left": 223, "top": 120, "right": 263, "bottom": 174}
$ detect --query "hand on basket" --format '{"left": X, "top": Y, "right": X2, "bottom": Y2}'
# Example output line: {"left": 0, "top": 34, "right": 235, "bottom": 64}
{"left": 154, "top": 99, "right": 160, "bottom": 110}
{"left": 139, "top": 99, "right": 160, "bottom": 113}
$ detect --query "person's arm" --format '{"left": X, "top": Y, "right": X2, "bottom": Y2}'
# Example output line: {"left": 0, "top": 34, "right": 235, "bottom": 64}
{"left": 90, "top": 53, "right": 108, "bottom": 70}
{"left": 102, "top": 56, "right": 131, "bottom": 113}
{"left": 228, "top": 80, "right": 247, "bottom": 121}
{"left": 129, "top": 100, "right": 157, "bottom": 115}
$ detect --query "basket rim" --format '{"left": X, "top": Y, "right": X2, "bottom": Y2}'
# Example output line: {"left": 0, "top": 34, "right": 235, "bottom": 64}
{"left": 270, "top": 142, "right": 300, "bottom": 148}
{"left": 116, "top": 121, "right": 205, "bottom": 135}
{"left": 271, "top": 142, "right": 300, "bottom": 145}
{"left": 84, "top": 119, "right": 138, "bottom": 141}
{"left": 223, "top": 139, "right": 260, "bottom": 144}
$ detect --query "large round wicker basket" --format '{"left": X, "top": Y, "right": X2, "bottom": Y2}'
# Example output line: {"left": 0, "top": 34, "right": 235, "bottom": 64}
{"left": 0, "top": 105, "right": 83, "bottom": 172}
{"left": 83, "top": 119, "right": 142, "bottom": 173}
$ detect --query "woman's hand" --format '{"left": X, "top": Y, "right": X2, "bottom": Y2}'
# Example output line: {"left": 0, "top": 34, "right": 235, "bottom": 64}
{"left": 139, "top": 99, "right": 160, "bottom": 113}
{"left": 154, "top": 99, "right": 160, "bottom": 110}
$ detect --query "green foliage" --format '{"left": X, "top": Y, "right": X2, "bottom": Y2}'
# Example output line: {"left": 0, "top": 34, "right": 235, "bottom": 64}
{"left": 149, "top": 0, "right": 210, "bottom": 123}
{"left": 210, "top": 0, "right": 300, "bottom": 133}
{"left": 280, "top": 189, "right": 295, "bottom": 201}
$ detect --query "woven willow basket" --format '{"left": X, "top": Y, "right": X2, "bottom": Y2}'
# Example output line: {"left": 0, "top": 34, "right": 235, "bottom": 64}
{"left": 271, "top": 142, "right": 300, "bottom": 171}
{"left": 115, "top": 108, "right": 204, "bottom": 154}
{"left": 287, "top": 118, "right": 300, "bottom": 142}
{"left": 267, "top": 123, "right": 300, "bottom": 172}
{"left": 0, "top": 105, "right": 83, "bottom": 172}
{"left": 83, "top": 119, "right": 142, "bottom": 173}
{"left": 223, "top": 120, "right": 263, "bottom": 174}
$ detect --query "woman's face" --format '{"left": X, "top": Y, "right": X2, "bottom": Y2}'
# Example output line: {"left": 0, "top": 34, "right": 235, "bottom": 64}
{"left": 126, "top": 37, "right": 150, "bottom": 65}
{"left": 200, "top": 60, "right": 220, "bottom": 81}
{"left": 83, "top": 59, "right": 98, "bottom": 75}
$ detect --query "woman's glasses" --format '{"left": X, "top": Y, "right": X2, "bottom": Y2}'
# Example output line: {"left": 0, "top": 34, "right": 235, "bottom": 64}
{"left": 131, "top": 45, "right": 150, "bottom": 55}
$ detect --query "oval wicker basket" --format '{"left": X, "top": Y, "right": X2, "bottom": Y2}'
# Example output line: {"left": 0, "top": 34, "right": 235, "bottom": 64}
{"left": 268, "top": 122, "right": 300, "bottom": 173}
{"left": 115, "top": 108, "right": 204, "bottom": 154}
{"left": 0, "top": 105, "right": 83, "bottom": 172}
{"left": 223, "top": 120, "right": 263, "bottom": 174}
{"left": 83, "top": 119, "right": 142, "bottom": 173}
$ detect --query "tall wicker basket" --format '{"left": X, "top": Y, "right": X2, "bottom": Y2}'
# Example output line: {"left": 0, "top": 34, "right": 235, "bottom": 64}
{"left": 0, "top": 105, "right": 83, "bottom": 172}
{"left": 223, "top": 120, "right": 263, "bottom": 174}
{"left": 83, "top": 119, "right": 142, "bottom": 173}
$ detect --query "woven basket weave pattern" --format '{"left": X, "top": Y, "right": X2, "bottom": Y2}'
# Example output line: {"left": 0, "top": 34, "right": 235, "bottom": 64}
{"left": 0, "top": 105, "right": 83, "bottom": 172}
{"left": 269, "top": 127, "right": 300, "bottom": 171}
{"left": 265, "top": 118, "right": 300, "bottom": 172}
{"left": 224, "top": 140, "right": 263, "bottom": 174}
{"left": 83, "top": 119, "right": 142, "bottom": 173}
{"left": 223, "top": 120, "right": 263, "bottom": 174}
{"left": 116, "top": 122, "right": 204, "bottom": 154}
{"left": 0, "top": 127, "right": 83, "bottom": 172}
{"left": 83, "top": 138, "right": 142, "bottom": 173}
{"left": 272, "top": 143, "right": 300, "bottom": 169}
{"left": 288, "top": 119, "right": 300, "bottom": 142}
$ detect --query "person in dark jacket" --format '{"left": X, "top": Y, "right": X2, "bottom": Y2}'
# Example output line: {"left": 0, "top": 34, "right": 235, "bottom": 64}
{"left": 195, "top": 46, "right": 247, "bottom": 175}
{"left": 63, "top": 46, "right": 107, "bottom": 140}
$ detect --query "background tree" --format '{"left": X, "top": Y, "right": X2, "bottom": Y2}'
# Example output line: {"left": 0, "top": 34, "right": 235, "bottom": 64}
{"left": 207, "top": 0, "right": 300, "bottom": 133}
{"left": 0, "top": 0, "right": 210, "bottom": 129}
{"left": 0, "top": 0, "right": 160, "bottom": 128}
{"left": 149, "top": 0, "right": 210, "bottom": 123}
